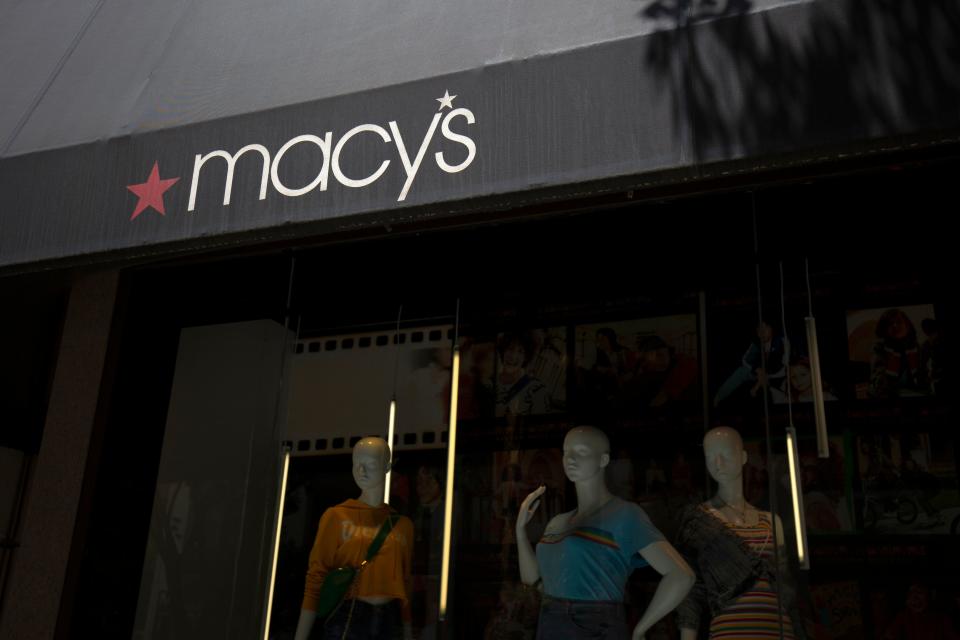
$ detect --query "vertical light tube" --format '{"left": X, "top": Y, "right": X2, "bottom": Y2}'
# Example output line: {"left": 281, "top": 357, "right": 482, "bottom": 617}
{"left": 439, "top": 346, "right": 461, "bottom": 621}
{"left": 384, "top": 398, "right": 397, "bottom": 503}
{"left": 805, "top": 317, "right": 829, "bottom": 458}
{"left": 263, "top": 448, "right": 291, "bottom": 640}
{"left": 786, "top": 428, "right": 810, "bottom": 569}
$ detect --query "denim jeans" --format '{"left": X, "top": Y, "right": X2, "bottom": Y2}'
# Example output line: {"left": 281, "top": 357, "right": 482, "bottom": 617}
{"left": 536, "top": 596, "right": 628, "bottom": 640}
{"left": 321, "top": 599, "right": 402, "bottom": 640}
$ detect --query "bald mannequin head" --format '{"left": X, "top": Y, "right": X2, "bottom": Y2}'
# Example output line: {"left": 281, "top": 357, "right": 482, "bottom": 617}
{"left": 703, "top": 426, "right": 747, "bottom": 485}
{"left": 563, "top": 426, "right": 611, "bottom": 483}
{"left": 355, "top": 436, "right": 391, "bottom": 464}
{"left": 352, "top": 437, "right": 392, "bottom": 491}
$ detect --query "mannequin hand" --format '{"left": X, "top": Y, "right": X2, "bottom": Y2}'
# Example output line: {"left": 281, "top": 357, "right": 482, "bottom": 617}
{"left": 632, "top": 619, "right": 651, "bottom": 640}
{"left": 516, "top": 485, "right": 545, "bottom": 533}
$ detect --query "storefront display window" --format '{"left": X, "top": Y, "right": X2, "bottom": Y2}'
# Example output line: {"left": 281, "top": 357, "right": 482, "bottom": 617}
{"left": 114, "top": 171, "right": 957, "bottom": 639}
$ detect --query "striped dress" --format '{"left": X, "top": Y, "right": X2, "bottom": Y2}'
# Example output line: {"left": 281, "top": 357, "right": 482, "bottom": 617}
{"left": 708, "top": 514, "right": 795, "bottom": 639}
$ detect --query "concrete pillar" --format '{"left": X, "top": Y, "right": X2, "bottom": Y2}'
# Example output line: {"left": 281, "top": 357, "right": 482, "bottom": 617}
{"left": 0, "top": 270, "right": 119, "bottom": 639}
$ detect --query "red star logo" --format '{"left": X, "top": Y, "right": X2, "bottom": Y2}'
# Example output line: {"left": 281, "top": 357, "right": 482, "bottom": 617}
{"left": 126, "top": 162, "right": 180, "bottom": 220}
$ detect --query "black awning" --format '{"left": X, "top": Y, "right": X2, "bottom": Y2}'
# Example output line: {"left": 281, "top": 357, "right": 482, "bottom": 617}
{"left": 2, "top": 0, "right": 959, "bottom": 269}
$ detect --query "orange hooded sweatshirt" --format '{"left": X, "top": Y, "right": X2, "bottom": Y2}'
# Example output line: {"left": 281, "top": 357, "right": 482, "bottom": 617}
{"left": 302, "top": 499, "right": 413, "bottom": 613}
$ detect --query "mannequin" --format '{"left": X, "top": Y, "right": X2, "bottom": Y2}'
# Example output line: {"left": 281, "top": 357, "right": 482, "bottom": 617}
{"left": 676, "top": 427, "right": 801, "bottom": 640}
{"left": 295, "top": 437, "right": 414, "bottom": 640}
{"left": 516, "top": 426, "right": 695, "bottom": 640}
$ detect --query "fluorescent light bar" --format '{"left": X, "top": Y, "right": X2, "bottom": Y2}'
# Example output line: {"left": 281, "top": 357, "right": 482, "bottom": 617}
{"left": 439, "top": 347, "right": 461, "bottom": 621}
{"left": 786, "top": 428, "right": 810, "bottom": 570}
{"left": 805, "top": 317, "right": 829, "bottom": 459}
{"left": 384, "top": 398, "right": 396, "bottom": 503}
{"left": 263, "top": 448, "right": 291, "bottom": 639}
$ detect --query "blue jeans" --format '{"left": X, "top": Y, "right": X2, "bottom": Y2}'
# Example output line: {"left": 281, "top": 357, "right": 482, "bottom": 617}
{"left": 322, "top": 599, "right": 402, "bottom": 640}
{"left": 536, "top": 596, "right": 629, "bottom": 640}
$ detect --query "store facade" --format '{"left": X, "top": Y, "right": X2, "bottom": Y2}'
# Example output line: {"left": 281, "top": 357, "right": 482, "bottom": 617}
{"left": 1, "top": 1, "right": 959, "bottom": 638}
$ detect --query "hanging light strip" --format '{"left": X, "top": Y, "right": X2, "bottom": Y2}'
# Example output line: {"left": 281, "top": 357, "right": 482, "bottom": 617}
{"left": 262, "top": 448, "right": 291, "bottom": 640}
{"left": 804, "top": 259, "right": 829, "bottom": 459}
{"left": 384, "top": 398, "right": 397, "bottom": 503}
{"left": 805, "top": 317, "right": 829, "bottom": 458}
{"left": 439, "top": 300, "right": 461, "bottom": 622}
{"left": 780, "top": 261, "right": 810, "bottom": 570}
{"left": 385, "top": 305, "right": 403, "bottom": 503}
{"left": 439, "top": 345, "right": 461, "bottom": 621}
{"left": 786, "top": 427, "right": 810, "bottom": 569}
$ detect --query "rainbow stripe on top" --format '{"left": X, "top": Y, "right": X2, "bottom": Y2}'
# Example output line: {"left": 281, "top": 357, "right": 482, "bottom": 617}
{"left": 534, "top": 497, "right": 664, "bottom": 601}
{"left": 540, "top": 526, "right": 620, "bottom": 550}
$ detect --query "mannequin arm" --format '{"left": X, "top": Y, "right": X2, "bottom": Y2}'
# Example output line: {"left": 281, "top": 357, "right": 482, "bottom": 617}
{"left": 770, "top": 513, "right": 793, "bottom": 588}
{"left": 516, "top": 486, "right": 546, "bottom": 586}
{"left": 296, "top": 510, "right": 336, "bottom": 640}
{"left": 294, "top": 609, "right": 316, "bottom": 640}
{"left": 631, "top": 541, "right": 695, "bottom": 640}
